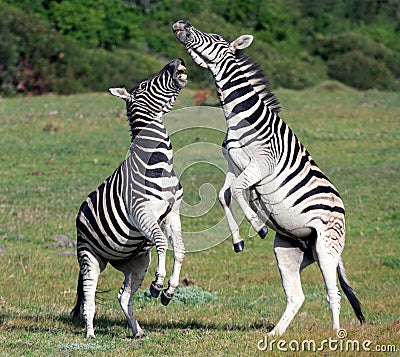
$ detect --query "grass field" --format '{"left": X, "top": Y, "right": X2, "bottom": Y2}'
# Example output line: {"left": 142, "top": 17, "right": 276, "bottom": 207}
{"left": 0, "top": 84, "right": 399, "bottom": 356}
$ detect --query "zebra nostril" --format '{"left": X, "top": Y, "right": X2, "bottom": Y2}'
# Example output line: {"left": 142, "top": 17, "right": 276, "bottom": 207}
{"left": 172, "top": 20, "right": 185, "bottom": 31}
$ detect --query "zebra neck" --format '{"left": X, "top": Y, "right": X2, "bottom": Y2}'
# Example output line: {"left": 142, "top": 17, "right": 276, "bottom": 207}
{"left": 127, "top": 112, "right": 165, "bottom": 140}
{"left": 210, "top": 57, "right": 265, "bottom": 128}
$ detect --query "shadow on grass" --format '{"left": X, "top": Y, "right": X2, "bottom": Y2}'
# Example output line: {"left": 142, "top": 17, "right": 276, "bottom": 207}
{"left": 0, "top": 311, "right": 274, "bottom": 337}
{"left": 69, "top": 314, "right": 274, "bottom": 336}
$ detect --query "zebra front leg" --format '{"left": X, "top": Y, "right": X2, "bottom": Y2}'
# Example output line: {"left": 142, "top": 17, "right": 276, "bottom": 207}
{"left": 147, "top": 225, "right": 169, "bottom": 299}
{"left": 130, "top": 209, "right": 169, "bottom": 299}
{"left": 219, "top": 150, "right": 244, "bottom": 252}
{"left": 230, "top": 160, "right": 268, "bottom": 239}
{"left": 112, "top": 251, "right": 151, "bottom": 338}
{"left": 218, "top": 172, "right": 244, "bottom": 252}
{"left": 161, "top": 210, "right": 185, "bottom": 305}
{"left": 149, "top": 236, "right": 168, "bottom": 299}
{"left": 77, "top": 250, "right": 106, "bottom": 339}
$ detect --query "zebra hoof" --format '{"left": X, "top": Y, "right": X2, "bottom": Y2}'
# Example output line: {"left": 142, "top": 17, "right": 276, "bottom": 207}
{"left": 258, "top": 226, "right": 268, "bottom": 239}
{"left": 160, "top": 290, "right": 173, "bottom": 306}
{"left": 233, "top": 240, "right": 244, "bottom": 253}
{"left": 134, "top": 331, "right": 146, "bottom": 339}
{"left": 149, "top": 282, "right": 162, "bottom": 298}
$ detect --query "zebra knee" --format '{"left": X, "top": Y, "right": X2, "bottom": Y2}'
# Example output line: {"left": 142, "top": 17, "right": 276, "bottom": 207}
{"left": 287, "top": 292, "right": 305, "bottom": 312}
{"left": 218, "top": 187, "right": 231, "bottom": 207}
{"left": 230, "top": 184, "right": 241, "bottom": 202}
{"left": 117, "top": 283, "right": 129, "bottom": 311}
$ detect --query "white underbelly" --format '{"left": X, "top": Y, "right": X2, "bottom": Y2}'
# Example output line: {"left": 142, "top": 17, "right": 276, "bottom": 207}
{"left": 254, "top": 181, "right": 314, "bottom": 237}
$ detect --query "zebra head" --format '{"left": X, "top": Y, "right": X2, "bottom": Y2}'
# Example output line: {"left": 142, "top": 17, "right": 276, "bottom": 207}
{"left": 173, "top": 20, "right": 253, "bottom": 72}
{"left": 109, "top": 58, "right": 187, "bottom": 116}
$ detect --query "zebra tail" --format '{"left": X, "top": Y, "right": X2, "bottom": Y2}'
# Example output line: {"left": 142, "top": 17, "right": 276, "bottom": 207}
{"left": 337, "top": 257, "right": 365, "bottom": 324}
{"left": 70, "top": 270, "right": 84, "bottom": 318}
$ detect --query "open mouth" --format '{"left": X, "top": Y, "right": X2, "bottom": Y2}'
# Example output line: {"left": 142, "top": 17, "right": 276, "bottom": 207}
{"left": 176, "top": 63, "right": 187, "bottom": 82}
{"left": 172, "top": 21, "right": 188, "bottom": 44}
{"left": 173, "top": 29, "right": 182, "bottom": 37}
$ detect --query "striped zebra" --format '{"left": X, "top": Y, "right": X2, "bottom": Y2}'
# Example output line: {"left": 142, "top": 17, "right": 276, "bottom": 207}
{"left": 173, "top": 21, "right": 365, "bottom": 335}
{"left": 71, "top": 59, "right": 187, "bottom": 338}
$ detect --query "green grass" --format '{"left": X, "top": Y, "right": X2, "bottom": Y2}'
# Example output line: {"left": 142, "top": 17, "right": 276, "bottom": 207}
{"left": 0, "top": 85, "right": 399, "bottom": 356}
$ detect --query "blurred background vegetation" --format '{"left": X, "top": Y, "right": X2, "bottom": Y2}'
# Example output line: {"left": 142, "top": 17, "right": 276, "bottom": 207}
{"left": 1, "top": 0, "right": 399, "bottom": 96}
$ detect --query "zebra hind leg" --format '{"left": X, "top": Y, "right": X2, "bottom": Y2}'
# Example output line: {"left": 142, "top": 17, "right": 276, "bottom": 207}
{"left": 112, "top": 251, "right": 151, "bottom": 338}
{"left": 269, "top": 234, "right": 314, "bottom": 336}
{"left": 77, "top": 250, "right": 106, "bottom": 339}
{"left": 313, "top": 235, "right": 343, "bottom": 331}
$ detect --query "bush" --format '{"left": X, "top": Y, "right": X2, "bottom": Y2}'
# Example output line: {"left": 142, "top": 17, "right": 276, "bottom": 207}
{"left": 2, "top": 1, "right": 400, "bottom": 93}
{"left": 0, "top": 4, "right": 164, "bottom": 96}
{"left": 79, "top": 48, "right": 164, "bottom": 92}
{"left": 328, "top": 50, "right": 399, "bottom": 90}
{"left": 48, "top": 0, "right": 144, "bottom": 50}
{"left": 312, "top": 32, "right": 400, "bottom": 90}
{"left": 0, "top": 3, "right": 83, "bottom": 95}
{"left": 268, "top": 56, "right": 328, "bottom": 90}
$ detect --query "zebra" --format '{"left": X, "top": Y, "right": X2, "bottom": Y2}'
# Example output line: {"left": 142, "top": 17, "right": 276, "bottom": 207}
{"left": 173, "top": 20, "right": 365, "bottom": 336}
{"left": 71, "top": 58, "right": 187, "bottom": 339}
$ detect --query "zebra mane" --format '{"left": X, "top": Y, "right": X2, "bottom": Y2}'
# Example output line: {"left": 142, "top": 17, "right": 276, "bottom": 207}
{"left": 234, "top": 51, "right": 281, "bottom": 113}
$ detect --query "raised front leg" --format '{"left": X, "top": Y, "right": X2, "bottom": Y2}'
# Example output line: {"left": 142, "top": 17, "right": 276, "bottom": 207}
{"left": 161, "top": 210, "right": 185, "bottom": 305}
{"left": 129, "top": 207, "right": 170, "bottom": 301}
{"left": 230, "top": 160, "right": 268, "bottom": 238}
{"left": 219, "top": 148, "right": 244, "bottom": 252}
{"left": 77, "top": 250, "right": 106, "bottom": 339}
{"left": 149, "top": 227, "right": 168, "bottom": 299}
{"left": 219, "top": 171, "right": 244, "bottom": 252}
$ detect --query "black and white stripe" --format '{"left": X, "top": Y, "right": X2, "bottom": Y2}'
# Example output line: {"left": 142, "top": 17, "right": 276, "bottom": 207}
{"left": 173, "top": 21, "right": 364, "bottom": 335}
{"left": 72, "top": 59, "right": 187, "bottom": 338}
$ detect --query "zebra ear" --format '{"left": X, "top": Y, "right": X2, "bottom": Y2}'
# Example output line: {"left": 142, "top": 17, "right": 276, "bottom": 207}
{"left": 109, "top": 87, "right": 130, "bottom": 100}
{"left": 231, "top": 35, "right": 254, "bottom": 50}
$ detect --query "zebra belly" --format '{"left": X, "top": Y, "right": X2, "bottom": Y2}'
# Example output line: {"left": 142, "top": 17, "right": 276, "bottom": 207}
{"left": 76, "top": 193, "right": 154, "bottom": 261}
{"left": 254, "top": 180, "right": 315, "bottom": 238}
{"left": 255, "top": 173, "right": 344, "bottom": 239}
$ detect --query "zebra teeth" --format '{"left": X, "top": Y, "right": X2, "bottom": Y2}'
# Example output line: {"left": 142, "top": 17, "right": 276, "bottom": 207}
{"left": 176, "top": 64, "right": 187, "bottom": 81}
{"left": 174, "top": 29, "right": 182, "bottom": 36}
{"left": 177, "top": 64, "right": 186, "bottom": 74}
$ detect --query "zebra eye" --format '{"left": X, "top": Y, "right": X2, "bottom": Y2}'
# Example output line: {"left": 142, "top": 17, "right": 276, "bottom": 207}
{"left": 138, "top": 82, "right": 147, "bottom": 91}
